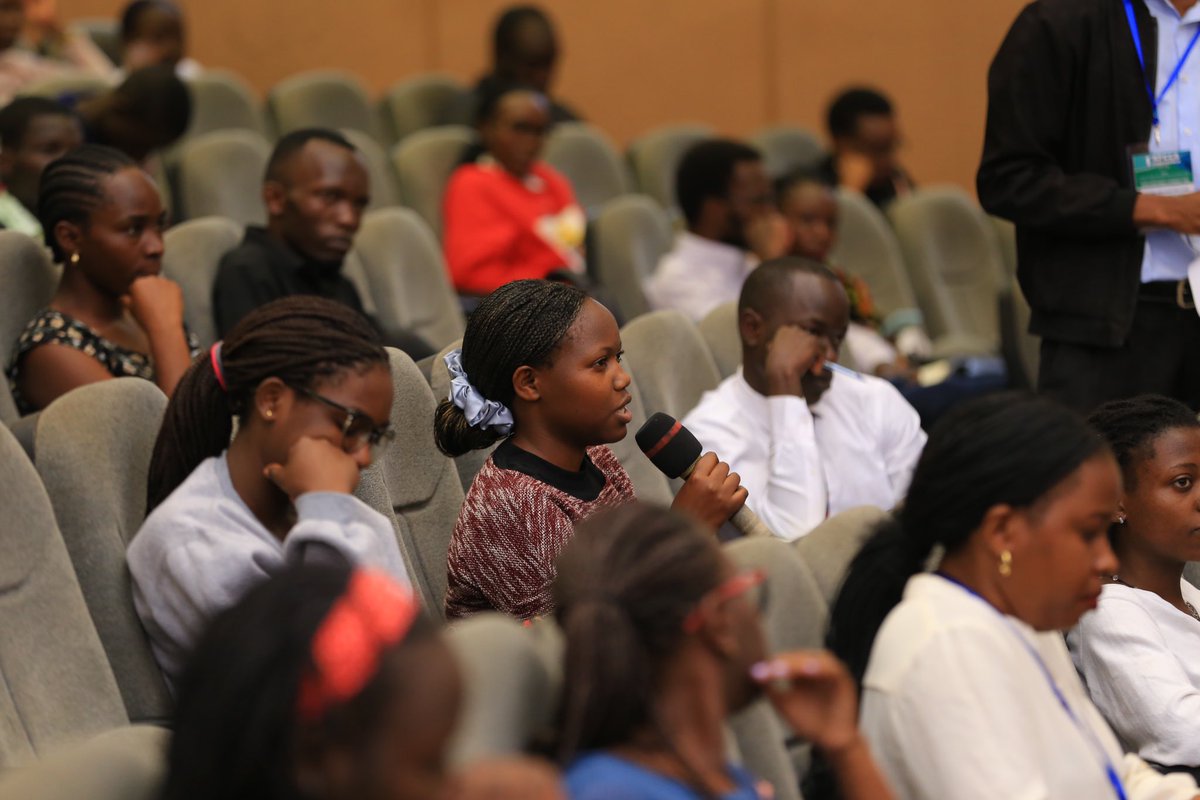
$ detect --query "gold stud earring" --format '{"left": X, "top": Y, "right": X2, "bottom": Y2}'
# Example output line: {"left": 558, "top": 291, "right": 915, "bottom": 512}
{"left": 69, "top": 252, "right": 80, "bottom": 264}
{"left": 998, "top": 550, "right": 1013, "bottom": 577}
{"left": 264, "top": 409, "right": 273, "bottom": 419}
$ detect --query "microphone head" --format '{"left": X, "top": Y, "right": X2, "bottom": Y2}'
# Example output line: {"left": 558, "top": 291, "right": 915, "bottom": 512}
{"left": 636, "top": 412, "right": 702, "bottom": 479}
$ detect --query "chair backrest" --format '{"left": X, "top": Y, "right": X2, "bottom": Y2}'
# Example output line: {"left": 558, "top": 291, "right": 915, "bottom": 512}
{"left": 378, "top": 73, "right": 468, "bottom": 145}
{"left": 19, "top": 72, "right": 112, "bottom": 100}
{"left": 591, "top": 194, "right": 674, "bottom": 319}
{"left": 374, "top": 348, "right": 465, "bottom": 616}
{"left": 1187, "top": 562, "right": 1200, "bottom": 590}
{"left": 999, "top": 272, "right": 1039, "bottom": 389}
{"left": 266, "top": 69, "right": 379, "bottom": 139}
{"left": 445, "top": 614, "right": 564, "bottom": 766}
{"left": 543, "top": 122, "right": 631, "bottom": 217}
{"left": 749, "top": 125, "right": 825, "bottom": 180}
{"left": 69, "top": 18, "right": 122, "bottom": 63}
{"left": 621, "top": 310, "right": 722, "bottom": 422}
{"left": 887, "top": 187, "right": 1007, "bottom": 347}
{"left": 351, "top": 208, "right": 465, "bottom": 351}
{"left": 626, "top": 123, "right": 714, "bottom": 211}
{"left": 340, "top": 127, "right": 399, "bottom": 211}
{"left": 173, "top": 129, "right": 270, "bottom": 226}
{"left": 830, "top": 188, "right": 919, "bottom": 321}
{"left": 0, "top": 422, "right": 129, "bottom": 767}
{"left": 390, "top": 125, "right": 475, "bottom": 237}
{"left": 161, "top": 216, "right": 244, "bottom": 349}
{"left": 0, "top": 231, "right": 58, "bottom": 423}
{"left": 0, "top": 724, "right": 168, "bottom": 800}
{"left": 34, "top": 379, "right": 172, "bottom": 725}
{"left": 183, "top": 69, "right": 266, "bottom": 138}
{"left": 607, "top": 378, "right": 674, "bottom": 506}
{"left": 990, "top": 215, "right": 1017, "bottom": 279}
{"left": 428, "top": 338, "right": 496, "bottom": 493}
{"left": 792, "top": 505, "right": 891, "bottom": 607}
{"left": 697, "top": 301, "right": 741, "bottom": 379}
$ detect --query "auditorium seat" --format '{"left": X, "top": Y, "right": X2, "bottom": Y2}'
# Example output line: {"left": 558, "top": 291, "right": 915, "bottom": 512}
{"left": 19, "top": 72, "right": 111, "bottom": 100}
{"left": 792, "top": 505, "right": 891, "bottom": 606}
{"left": 34, "top": 379, "right": 173, "bottom": 725}
{"left": 750, "top": 125, "right": 825, "bottom": 180}
{"left": 351, "top": 208, "right": 465, "bottom": 351}
{"left": 990, "top": 215, "right": 1017, "bottom": 278}
{"left": 697, "top": 301, "right": 740, "bottom": 379}
{"left": 1187, "top": 562, "right": 1200, "bottom": 590}
{"left": 340, "top": 128, "right": 400, "bottom": 210}
{"left": 626, "top": 123, "right": 714, "bottom": 212}
{"left": 182, "top": 69, "right": 267, "bottom": 139}
{"left": 590, "top": 194, "right": 673, "bottom": 319}
{"left": 173, "top": 129, "right": 270, "bottom": 226}
{"left": 830, "top": 189, "right": 920, "bottom": 329}
{"left": 0, "top": 231, "right": 59, "bottom": 424}
{"left": 371, "top": 347, "right": 465, "bottom": 616}
{"left": 391, "top": 125, "right": 475, "bottom": 236}
{"left": 0, "top": 422, "right": 136, "bottom": 766}
{"left": 0, "top": 724, "right": 168, "bottom": 800}
{"left": 161, "top": 215, "right": 243, "bottom": 348}
{"left": 266, "top": 69, "right": 381, "bottom": 140}
{"left": 428, "top": 338, "right": 495, "bottom": 493}
{"left": 378, "top": 73, "right": 468, "bottom": 145}
{"left": 999, "top": 272, "right": 1039, "bottom": 389}
{"left": 444, "top": 613, "right": 563, "bottom": 765}
{"left": 887, "top": 187, "right": 1008, "bottom": 353}
{"left": 543, "top": 122, "right": 631, "bottom": 218}
{"left": 69, "top": 17, "right": 122, "bottom": 64}
{"left": 621, "top": 310, "right": 722, "bottom": 422}
{"left": 725, "top": 535, "right": 827, "bottom": 796}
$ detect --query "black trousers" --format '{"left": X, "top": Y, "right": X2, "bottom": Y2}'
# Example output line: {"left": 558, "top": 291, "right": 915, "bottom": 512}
{"left": 1038, "top": 293, "right": 1200, "bottom": 414}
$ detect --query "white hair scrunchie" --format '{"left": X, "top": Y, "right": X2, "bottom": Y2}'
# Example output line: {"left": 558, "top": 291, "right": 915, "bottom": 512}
{"left": 444, "top": 349, "right": 514, "bottom": 435}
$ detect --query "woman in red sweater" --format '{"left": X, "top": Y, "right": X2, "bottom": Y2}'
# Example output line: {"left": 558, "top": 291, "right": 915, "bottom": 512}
{"left": 442, "top": 85, "right": 586, "bottom": 296}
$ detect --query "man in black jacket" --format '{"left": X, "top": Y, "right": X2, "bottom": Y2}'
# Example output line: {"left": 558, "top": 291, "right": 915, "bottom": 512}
{"left": 979, "top": 0, "right": 1200, "bottom": 412}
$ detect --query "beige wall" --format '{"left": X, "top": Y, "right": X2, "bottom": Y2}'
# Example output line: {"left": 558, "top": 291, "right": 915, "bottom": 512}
{"left": 61, "top": 0, "right": 1028, "bottom": 192}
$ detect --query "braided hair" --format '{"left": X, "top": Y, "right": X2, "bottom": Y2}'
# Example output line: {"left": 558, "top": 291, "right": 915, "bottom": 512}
{"left": 37, "top": 144, "right": 137, "bottom": 262}
{"left": 553, "top": 503, "right": 723, "bottom": 768}
{"left": 433, "top": 279, "right": 586, "bottom": 456}
{"left": 1088, "top": 394, "right": 1200, "bottom": 491}
{"left": 147, "top": 296, "right": 387, "bottom": 510}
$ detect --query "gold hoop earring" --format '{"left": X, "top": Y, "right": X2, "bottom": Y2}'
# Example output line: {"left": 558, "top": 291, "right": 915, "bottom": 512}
{"left": 998, "top": 550, "right": 1013, "bottom": 577}
{"left": 69, "top": 252, "right": 80, "bottom": 265}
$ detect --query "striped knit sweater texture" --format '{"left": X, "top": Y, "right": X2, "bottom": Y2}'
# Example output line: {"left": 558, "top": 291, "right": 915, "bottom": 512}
{"left": 444, "top": 445, "right": 635, "bottom": 620}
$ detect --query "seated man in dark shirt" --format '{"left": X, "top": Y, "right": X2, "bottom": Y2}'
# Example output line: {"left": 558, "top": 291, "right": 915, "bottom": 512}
{"left": 818, "top": 87, "right": 915, "bottom": 210}
{"left": 445, "top": 4, "right": 580, "bottom": 126}
{"left": 212, "top": 128, "right": 431, "bottom": 357}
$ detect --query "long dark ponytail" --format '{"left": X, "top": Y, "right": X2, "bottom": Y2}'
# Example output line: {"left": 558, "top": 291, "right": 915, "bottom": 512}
{"left": 827, "top": 392, "right": 1109, "bottom": 684}
{"left": 147, "top": 296, "right": 386, "bottom": 510}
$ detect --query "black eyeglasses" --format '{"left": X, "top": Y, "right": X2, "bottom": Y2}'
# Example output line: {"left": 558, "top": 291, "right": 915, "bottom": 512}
{"left": 295, "top": 387, "right": 395, "bottom": 456}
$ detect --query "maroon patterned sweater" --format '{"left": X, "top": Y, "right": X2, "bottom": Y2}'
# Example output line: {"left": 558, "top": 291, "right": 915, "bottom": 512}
{"left": 444, "top": 442, "right": 635, "bottom": 620}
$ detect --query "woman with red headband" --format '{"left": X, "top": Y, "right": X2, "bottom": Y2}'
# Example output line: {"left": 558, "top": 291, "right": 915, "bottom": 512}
{"left": 162, "top": 562, "right": 565, "bottom": 800}
{"left": 128, "top": 295, "right": 408, "bottom": 689}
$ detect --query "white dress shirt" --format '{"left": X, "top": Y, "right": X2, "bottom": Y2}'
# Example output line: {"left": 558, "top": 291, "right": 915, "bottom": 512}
{"left": 862, "top": 574, "right": 1199, "bottom": 800}
{"left": 1069, "top": 580, "right": 1200, "bottom": 768}
{"left": 681, "top": 369, "right": 925, "bottom": 541}
{"left": 643, "top": 232, "right": 755, "bottom": 322}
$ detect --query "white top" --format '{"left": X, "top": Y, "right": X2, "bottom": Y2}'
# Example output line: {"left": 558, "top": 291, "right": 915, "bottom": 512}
{"left": 127, "top": 453, "right": 409, "bottom": 686}
{"left": 861, "top": 574, "right": 1199, "bottom": 800}
{"left": 681, "top": 370, "right": 924, "bottom": 541}
{"left": 643, "top": 232, "right": 756, "bottom": 322}
{"left": 1069, "top": 580, "right": 1200, "bottom": 767}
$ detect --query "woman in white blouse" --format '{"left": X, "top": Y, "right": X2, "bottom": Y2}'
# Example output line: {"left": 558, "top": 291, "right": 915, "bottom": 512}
{"left": 1071, "top": 395, "right": 1200, "bottom": 776}
{"left": 825, "top": 393, "right": 1200, "bottom": 800}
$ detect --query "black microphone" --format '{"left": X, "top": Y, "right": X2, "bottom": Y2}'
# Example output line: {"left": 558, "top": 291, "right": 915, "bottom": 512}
{"left": 636, "top": 412, "right": 775, "bottom": 538}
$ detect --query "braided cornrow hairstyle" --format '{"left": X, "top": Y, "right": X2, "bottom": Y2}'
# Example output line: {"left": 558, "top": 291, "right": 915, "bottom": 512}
{"left": 553, "top": 503, "right": 723, "bottom": 774}
{"left": 37, "top": 144, "right": 137, "bottom": 262}
{"left": 147, "top": 295, "right": 387, "bottom": 510}
{"left": 1088, "top": 394, "right": 1200, "bottom": 492}
{"left": 433, "top": 279, "right": 587, "bottom": 456}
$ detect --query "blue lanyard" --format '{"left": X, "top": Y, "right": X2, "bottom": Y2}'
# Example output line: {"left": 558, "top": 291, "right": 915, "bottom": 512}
{"left": 935, "top": 574, "right": 1130, "bottom": 800}
{"left": 1124, "top": 0, "right": 1200, "bottom": 129}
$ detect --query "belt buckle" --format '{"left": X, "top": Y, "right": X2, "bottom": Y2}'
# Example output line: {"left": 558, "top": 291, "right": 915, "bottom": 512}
{"left": 1178, "top": 280, "right": 1196, "bottom": 310}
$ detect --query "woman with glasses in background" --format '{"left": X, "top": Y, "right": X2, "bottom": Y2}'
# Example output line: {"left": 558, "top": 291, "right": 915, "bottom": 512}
{"left": 127, "top": 295, "right": 409, "bottom": 689}
{"left": 555, "top": 502, "right": 893, "bottom": 800}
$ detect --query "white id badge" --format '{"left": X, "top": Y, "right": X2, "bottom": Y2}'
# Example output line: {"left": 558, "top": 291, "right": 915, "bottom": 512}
{"left": 1131, "top": 150, "right": 1196, "bottom": 195}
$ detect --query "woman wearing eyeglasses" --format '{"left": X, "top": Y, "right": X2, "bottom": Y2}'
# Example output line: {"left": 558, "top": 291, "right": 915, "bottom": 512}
{"left": 127, "top": 295, "right": 409, "bottom": 689}
{"left": 555, "top": 502, "right": 893, "bottom": 800}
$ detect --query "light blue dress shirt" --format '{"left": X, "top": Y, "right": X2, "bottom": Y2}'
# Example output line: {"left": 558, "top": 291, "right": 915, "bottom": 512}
{"left": 1142, "top": 0, "right": 1200, "bottom": 282}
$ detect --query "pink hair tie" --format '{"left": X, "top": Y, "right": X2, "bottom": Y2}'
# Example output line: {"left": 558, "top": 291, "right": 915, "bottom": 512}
{"left": 209, "top": 341, "right": 228, "bottom": 392}
{"left": 295, "top": 570, "right": 420, "bottom": 722}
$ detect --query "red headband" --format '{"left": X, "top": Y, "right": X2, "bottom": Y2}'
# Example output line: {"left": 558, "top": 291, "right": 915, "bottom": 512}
{"left": 295, "top": 569, "right": 420, "bottom": 722}
{"left": 209, "top": 341, "right": 228, "bottom": 392}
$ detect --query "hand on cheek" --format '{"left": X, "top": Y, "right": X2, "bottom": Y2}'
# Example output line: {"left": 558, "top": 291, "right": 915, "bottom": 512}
{"left": 263, "top": 436, "right": 360, "bottom": 500}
